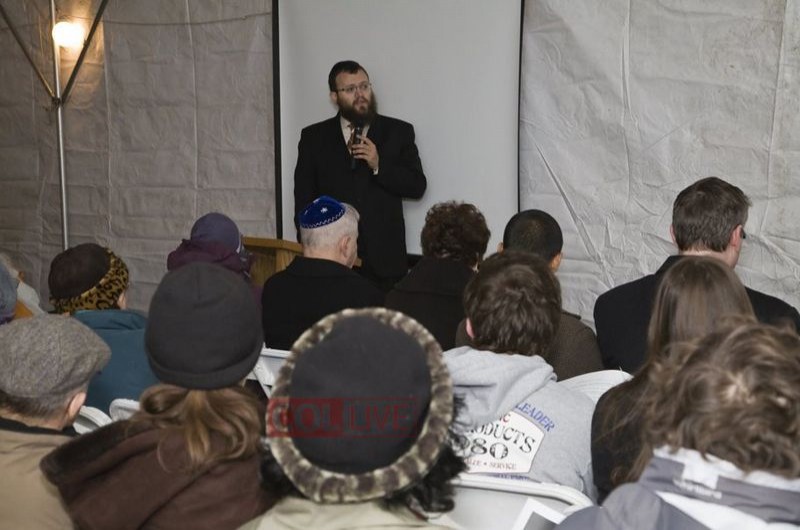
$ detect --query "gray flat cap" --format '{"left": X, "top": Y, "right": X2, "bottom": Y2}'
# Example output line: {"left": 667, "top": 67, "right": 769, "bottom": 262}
{"left": 0, "top": 314, "right": 110, "bottom": 398}
{"left": 0, "top": 263, "right": 17, "bottom": 323}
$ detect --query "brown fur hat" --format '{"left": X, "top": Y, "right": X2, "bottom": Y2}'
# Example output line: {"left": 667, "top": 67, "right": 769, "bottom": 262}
{"left": 267, "top": 308, "right": 454, "bottom": 503}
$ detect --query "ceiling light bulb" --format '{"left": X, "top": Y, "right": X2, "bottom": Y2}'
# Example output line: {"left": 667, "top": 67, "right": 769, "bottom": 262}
{"left": 52, "top": 21, "right": 85, "bottom": 49}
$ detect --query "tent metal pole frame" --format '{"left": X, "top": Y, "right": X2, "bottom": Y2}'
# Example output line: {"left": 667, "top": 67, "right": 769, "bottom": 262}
{"left": 50, "top": 0, "right": 69, "bottom": 250}
{"left": 0, "top": 0, "right": 110, "bottom": 250}
{"left": 0, "top": 2, "right": 56, "bottom": 100}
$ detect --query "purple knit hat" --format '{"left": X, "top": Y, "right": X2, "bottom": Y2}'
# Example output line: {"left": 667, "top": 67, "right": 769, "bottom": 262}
{"left": 190, "top": 212, "right": 242, "bottom": 253}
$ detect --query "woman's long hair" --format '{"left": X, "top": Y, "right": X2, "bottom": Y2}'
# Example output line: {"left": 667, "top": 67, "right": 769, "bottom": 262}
{"left": 597, "top": 256, "right": 754, "bottom": 486}
{"left": 129, "top": 384, "right": 264, "bottom": 472}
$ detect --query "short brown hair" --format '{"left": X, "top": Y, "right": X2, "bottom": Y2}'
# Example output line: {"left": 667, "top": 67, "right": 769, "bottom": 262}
{"left": 640, "top": 318, "right": 800, "bottom": 478}
{"left": 463, "top": 251, "right": 561, "bottom": 357}
{"left": 421, "top": 201, "right": 490, "bottom": 267}
{"left": 672, "top": 177, "right": 751, "bottom": 252}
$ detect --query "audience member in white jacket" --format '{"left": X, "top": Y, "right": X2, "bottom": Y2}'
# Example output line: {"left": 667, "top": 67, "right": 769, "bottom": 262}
{"left": 444, "top": 251, "right": 596, "bottom": 498}
{"left": 558, "top": 319, "right": 800, "bottom": 529}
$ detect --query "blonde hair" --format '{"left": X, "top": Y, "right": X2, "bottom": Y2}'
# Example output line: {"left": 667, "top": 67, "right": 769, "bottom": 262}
{"left": 130, "top": 384, "right": 263, "bottom": 471}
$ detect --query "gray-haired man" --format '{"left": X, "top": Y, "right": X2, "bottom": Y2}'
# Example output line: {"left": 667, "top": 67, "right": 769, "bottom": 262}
{"left": 261, "top": 196, "right": 384, "bottom": 349}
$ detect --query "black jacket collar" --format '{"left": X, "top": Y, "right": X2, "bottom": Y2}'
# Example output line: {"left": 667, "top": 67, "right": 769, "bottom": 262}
{"left": 287, "top": 256, "right": 358, "bottom": 278}
{"left": 0, "top": 415, "right": 76, "bottom": 437}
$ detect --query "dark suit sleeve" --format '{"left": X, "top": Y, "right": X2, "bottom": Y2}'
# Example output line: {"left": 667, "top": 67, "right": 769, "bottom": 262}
{"left": 374, "top": 123, "right": 427, "bottom": 199}
{"left": 555, "top": 317, "right": 604, "bottom": 380}
{"left": 368, "top": 287, "right": 385, "bottom": 307}
{"left": 572, "top": 323, "right": 604, "bottom": 372}
{"left": 593, "top": 295, "right": 615, "bottom": 368}
{"left": 294, "top": 128, "right": 317, "bottom": 224}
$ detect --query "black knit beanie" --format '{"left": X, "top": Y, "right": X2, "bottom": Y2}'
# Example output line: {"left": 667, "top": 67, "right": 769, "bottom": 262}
{"left": 49, "top": 243, "right": 111, "bottom": 299}
{"left": 145, "top": 262, "right": 262, "bottom": 389}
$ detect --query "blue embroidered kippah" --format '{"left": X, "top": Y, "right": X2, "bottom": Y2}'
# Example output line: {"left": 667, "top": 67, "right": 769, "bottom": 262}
{"left": 299, "top": 196, "right": 346, "bottom": 229}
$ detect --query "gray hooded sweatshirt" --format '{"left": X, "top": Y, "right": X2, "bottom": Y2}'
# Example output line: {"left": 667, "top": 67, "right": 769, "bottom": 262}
{"left": 444, "top": 346, "right": 596, "bottom": 498}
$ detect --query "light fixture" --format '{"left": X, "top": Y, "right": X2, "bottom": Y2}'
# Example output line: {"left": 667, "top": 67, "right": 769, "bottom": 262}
{"left": 52, "top": 20, "right": 85, "bottom": 49}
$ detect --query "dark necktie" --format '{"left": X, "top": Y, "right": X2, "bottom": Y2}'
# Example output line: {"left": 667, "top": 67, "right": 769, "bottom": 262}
{"left": 347, "top": 124, "right": 357, "bottom": 153}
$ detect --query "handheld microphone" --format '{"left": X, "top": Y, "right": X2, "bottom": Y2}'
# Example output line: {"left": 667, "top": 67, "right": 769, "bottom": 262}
{"left": 350, "top": 126, "right": 363, "bottom": 170}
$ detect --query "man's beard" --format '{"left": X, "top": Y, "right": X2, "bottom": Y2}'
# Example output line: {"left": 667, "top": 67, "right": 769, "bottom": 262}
{"left": 340, "top": 93, "right": 378, "bottom": 126}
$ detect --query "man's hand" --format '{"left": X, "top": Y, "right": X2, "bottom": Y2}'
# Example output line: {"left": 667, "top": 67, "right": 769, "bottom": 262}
{"left": 352, "top": 136, "right": 379, "bottom": 171}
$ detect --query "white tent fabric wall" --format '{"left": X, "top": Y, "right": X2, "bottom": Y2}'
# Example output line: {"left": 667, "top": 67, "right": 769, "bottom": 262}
{"left": 0, "top": 0, "right": 55, "bottom": 311}
{"left": 3, "top": 0, "right": 799, "bottom": 318}
{"left": 520, "top": 0, "right": 800, "bottom": 325}
{"left": 0, "top": 0, "right": 275, "bottom": 311}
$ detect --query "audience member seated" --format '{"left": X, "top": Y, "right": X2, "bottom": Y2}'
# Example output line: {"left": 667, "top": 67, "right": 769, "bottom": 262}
{"left": 0, "top": 263, "right": 17, "bottom": 325}
{"left": 168, "top": 212, "right": 257, "bottom": 294}
{"left": 241, "top": 308, "right": 465, "bottom": 530}
{"left": 446, "top": 251, "right": 595, "bottom": 497}
{"left": 386, "top": 201, "right": 489, "bottom": 350}
{"left": 591, "top": 257, "right": 755, "bottom": 502}
{"left": 49, "top": 243, "right": 158, "bottom": 413}
{"left": 594, "top": 176, "right": 800, "bottom": 373}
{"left": 0, "top": 315, "right": 110, "bottom": 530}
{"left": 261, "top": 196, "right": 384, "bottom": 349}
{"left": 455, "top": 209, "right": 602, "bottom": 379}
{"left": 41, "top": 263, "right": 274, "bottom": 529}
{"left": 0, "top": 252, "right": 45, "bottom": 317}
{"left": 558, "top": 318, "right": 800, "bottom": 529}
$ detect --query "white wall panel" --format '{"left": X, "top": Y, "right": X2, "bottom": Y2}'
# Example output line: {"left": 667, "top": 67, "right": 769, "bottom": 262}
{"left": 278, "top": 0, "right": 521, "bottom": 253}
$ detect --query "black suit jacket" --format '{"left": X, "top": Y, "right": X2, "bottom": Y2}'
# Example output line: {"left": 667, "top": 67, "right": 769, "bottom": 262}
{"left": 294, "top": 114, "right": 427, "bottom": 278}
{"left": 261, "top": 257, "right": 384, "bottom": 349}
{"left": 385, "top": 257, "right": 474, "bottom": 350}
{"left": 594, "top": 255, "right": 800, "bottom": 372}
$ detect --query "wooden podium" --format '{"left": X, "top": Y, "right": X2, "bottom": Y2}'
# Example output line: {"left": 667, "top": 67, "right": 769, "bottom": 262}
{"left": 242, "top": 237, "right": 303, "bottom": 287}
{"left": 242, "top": 236, "right": 362, "bottom": 287}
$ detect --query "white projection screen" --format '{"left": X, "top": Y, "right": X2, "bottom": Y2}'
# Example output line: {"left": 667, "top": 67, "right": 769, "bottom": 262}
{"left": 277, "top": 0, "right": 522, "bottom": 254}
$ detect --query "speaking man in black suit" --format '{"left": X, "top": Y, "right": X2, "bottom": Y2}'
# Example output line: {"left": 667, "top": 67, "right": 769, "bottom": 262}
{"left": 594, "top": 176, "right": 800, "bottom": 373}
{"left": 294, "top": 60, "right": 427, "bottom": 291}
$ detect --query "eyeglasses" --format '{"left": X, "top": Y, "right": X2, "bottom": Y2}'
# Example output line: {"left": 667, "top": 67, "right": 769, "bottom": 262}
{"left": 336, "top": 82, "right": 372, "bottom": 95}
{"left": 741, "top": 228, "right": 747, "bottom": 240}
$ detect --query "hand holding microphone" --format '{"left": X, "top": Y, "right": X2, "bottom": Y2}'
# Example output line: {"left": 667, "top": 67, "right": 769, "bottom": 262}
{"left": 350, "top": 130, "right": 380, "bottom": 172}
{"left": 350, "top": 126, "right": 363, "bottom": 170}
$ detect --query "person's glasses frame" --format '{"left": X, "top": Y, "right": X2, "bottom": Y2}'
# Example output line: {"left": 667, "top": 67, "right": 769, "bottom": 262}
{"left": 336, "top": 82, "right": 372, "bottom": 95}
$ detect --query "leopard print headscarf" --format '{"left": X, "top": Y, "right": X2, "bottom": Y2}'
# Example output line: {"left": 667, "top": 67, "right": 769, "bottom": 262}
{"left": 50, "top": 250, "right": 129, "bottom": 314}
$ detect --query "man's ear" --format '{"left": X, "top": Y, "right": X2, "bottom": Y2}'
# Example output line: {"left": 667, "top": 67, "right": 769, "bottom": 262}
{"left": 669, "top": 225, "right": 677, "bottom": 246}
{"left": 496, "top": 242, "right": 504, "bottom": 253}
{"left": 117, "top": 291, "right": 128, "bottom": 310}
{"left": 338, "top": 235, "right": 351, "bottom": 258}
{"left": 330, "top": 91, "right": 338, "bottom": 106}
{"left": 466, "top": 318, "right": 475, "bottom": 339}
{"left": 731, "top": 224, "right": 745, "bottom": 250}
{"left": 550, "top": 252, "right": 563, "bottom": 272}
{"left": 65, "top": 391, "right": 86, "bottom": 425}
